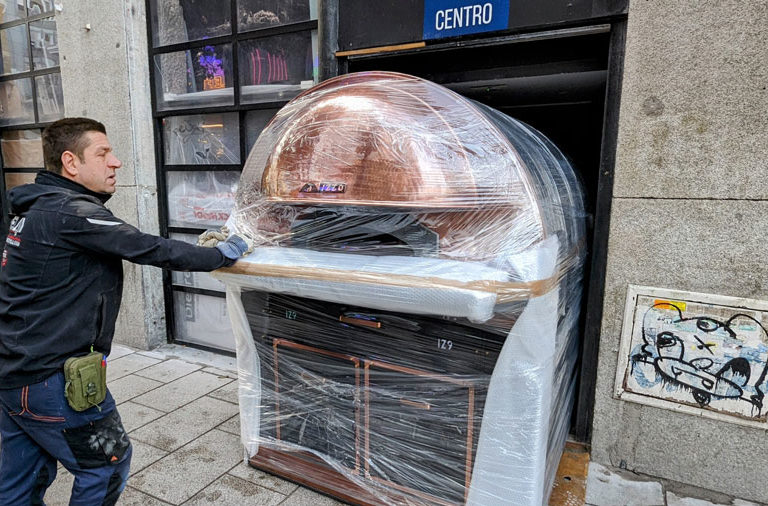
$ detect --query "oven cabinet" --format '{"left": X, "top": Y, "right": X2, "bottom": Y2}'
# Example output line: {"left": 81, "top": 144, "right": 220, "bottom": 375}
{"left": 243, "top": 291, "right": 501, "bottom": 505}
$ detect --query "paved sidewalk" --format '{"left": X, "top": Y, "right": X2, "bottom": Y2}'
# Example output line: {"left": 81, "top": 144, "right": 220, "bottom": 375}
{"left": 41, "top": 343, "right": 344, "bottom": 506}
{"left": 3, "top": 342, "right": 760, "bottom": 505}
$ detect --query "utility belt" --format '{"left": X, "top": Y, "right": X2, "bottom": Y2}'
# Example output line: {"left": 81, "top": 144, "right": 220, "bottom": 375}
{"left": 63, "top": 349, "right": 107, "bottom": 412}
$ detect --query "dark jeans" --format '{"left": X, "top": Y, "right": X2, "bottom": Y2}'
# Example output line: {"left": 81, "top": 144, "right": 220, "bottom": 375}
{"left": 0, "top": 372, "right": 132, "bottom": 506}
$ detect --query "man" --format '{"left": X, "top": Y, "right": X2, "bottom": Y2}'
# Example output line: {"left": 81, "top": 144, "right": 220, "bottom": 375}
{"left": 0, "top": 118, "right": 249, "bottom": 505}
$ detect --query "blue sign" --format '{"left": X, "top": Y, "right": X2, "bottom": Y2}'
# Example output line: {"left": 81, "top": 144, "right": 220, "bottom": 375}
{"left": 423, "top": 0, "right": 510, "bottom": 40}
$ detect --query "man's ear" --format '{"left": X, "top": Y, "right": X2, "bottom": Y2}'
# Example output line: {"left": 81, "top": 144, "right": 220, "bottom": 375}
{"left": 61, "top": 150, "right": 78, "bottom": 178}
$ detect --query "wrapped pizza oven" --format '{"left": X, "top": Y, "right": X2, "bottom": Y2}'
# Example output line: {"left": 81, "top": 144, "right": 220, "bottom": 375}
{"left": 213, "top": 71, "right": 587, "bottom": 505}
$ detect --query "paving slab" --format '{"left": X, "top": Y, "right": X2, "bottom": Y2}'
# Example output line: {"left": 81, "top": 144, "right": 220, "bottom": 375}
{"left": 109, "top": 344, "right": 138, "bottom": 360}
{"left": 136, "top": 344, "right": 237, "bottom": 373}
{"left": 116, "top": 486, "right": 172, "bottom": 505}
{"left": 281, "top": 485, "right": 348, "bottom": 505}
{"left": 585, "top": 462, "right": 665, "bottom": 506}
{"left": 108, "top": 374, "right": 164, "bottom": 405}
{"left": 131, "top": 370, "right": 233, "bottom": 412}
{"left": 217, "top": 413, "right": 241, "bottom": 436}
{"left": 228, "top": 460, "right": 299, "bottom": 496}
{"left": 128, "top": 429, "right": 243, "bottom": 504}
{"left": 128, "top": 439, "right": 169, "bottom": 476}
{"left": 183, "top": 474, "right": 286, "bottom": 505}
{"left": 107, "top": 353, "right": 162, "bottom": 381}
{"left": 130, "top": 396, "right": 239, "bottom": 451}
{"left": 207, "top": 378, "right": 239, "bottom": 404}
{"left": 202, "top": 366, "right": 238, "bottom": 379}
{"left": 133, "top": 358, "right": 201, "bottom": 383}
{"left": 119, "top": 401, "right": 166, "bottom": 433}
{"left": 667, "top": 491, "right": 763, "bottom": 506}
{"left": 43, "top": 468, "right": 74, "bottom": 506}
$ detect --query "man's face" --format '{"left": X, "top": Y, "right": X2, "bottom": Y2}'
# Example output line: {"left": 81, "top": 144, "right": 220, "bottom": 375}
{"left": 71, "top": 132, "right": 122, "bottom": 194}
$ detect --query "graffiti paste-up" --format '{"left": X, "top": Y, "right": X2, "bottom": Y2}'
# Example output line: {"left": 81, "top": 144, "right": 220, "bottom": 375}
{"left": 618, "top": 289, "right": 768, "bottom": 422}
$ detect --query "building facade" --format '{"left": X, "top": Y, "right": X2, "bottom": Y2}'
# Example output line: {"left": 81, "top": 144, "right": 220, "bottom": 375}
{"left": 0, "top": 0, "right": 766, "bottom": 501}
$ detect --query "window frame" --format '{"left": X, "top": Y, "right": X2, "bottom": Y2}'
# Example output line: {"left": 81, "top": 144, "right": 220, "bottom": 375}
{"left": 0, "top": 3, "right": 62, "bottom": 233}
{"left": 145, "top": 0, "right": 319, "bottom": 349}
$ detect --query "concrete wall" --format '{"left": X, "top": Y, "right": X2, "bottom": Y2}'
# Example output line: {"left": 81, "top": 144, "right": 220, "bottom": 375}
{"left": 57, "top": 1, "right": 166, "bottom": 350}
{"left": 591, "top": 1, "right": 768, "bottom": 502}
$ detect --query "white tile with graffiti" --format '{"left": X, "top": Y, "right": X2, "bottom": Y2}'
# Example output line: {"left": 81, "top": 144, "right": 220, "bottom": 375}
{"left": 617, "top": 288, "right": 768, "bottom": 424}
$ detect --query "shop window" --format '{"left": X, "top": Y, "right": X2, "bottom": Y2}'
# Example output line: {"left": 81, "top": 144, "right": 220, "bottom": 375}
{"left": 4, "top": 170, "right": 34, "bottom": 189}
{"left": 0, "top": 77, "right": 33, "bottom": 126}
{"left": 244, "top": 108, "right": 278, "bottom": 152}
{"left": 150, "top": 0, "right": 232, "bottom": 47}
{"left": 1, "top": 128, "right": 41, "bottom": 166}
{"left": 154, "top": 43, "right": 234, "bottom": 111}
{"left": 237, "top": 0, "right": 317, "bottom": 32}
{"left": 28, "top": 16, "right": 57, "bottom": 68}
{"left": 0, "top": 24, "right": 29, "bottom": 75}
{"left": 239, "top": 30, "right": 316, "bottom": 104}
{"left": 166, "top": 170, "right": 239, "bottom": 229}
{"left": 163, "top": 112, "right": 240, "bottom": 165}
{"left": 0, "top": 1, "right": 26, "bottom": 22}
{"left": 148, "top": 0, "right": 317, "bottom": 352}
{"left": 0, "top": 3, "right": 63, "bottom": 239}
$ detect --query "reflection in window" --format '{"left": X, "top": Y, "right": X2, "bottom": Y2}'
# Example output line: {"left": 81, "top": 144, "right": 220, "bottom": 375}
{"left": 154, "top": 44, "right": 234, "bottom": 110}
{"left": 0, "top": 78, "right": 34, "bottom": 126}
{"left": 172, "top": 291, "right": 235, "bottom": 351}
{"left": 29, "top": 17, "right": 58, "bottom": 69}
{"left": 163, "top": 112, "right": 240, "bottom": 165}
{"left": 245, "top": 108, "right": 278, "bottom": 154}
{"left": 0, "top": 0, "right": 26, "bottom": 22}
{"left": 5, "top": 171, "right": 37, "bottom": 190}
{"left": 151, "top": 0, "right": 231, "bottom": 47}
{"left": 238, "top": 0, "right": 317, "bottom": 32}
{"left": 0, "top": 25, "right": 30, "bottom": 75}
{"left": 26, "top": 0, "right": 54, "bottom": 16}
{"left": 166, "top": 170, "right": 239, "bottom": 228}
{"left": 35, "top": 72, "right": 63, "bottom": 122}
{"left": 1, "top": 129, "right": 43, "bottom": 167}
{"left": 239, "top": 31, "right": 316, "bottom": 104}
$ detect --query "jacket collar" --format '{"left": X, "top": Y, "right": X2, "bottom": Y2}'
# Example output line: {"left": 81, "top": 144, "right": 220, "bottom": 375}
{"left": 35, "top": 170, "right": 112, "bottom": 204}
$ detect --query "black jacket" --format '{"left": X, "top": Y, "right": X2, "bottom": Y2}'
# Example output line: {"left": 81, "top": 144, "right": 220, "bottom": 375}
{"left": 0, "top": 171, "right": 233, "bottom": 388}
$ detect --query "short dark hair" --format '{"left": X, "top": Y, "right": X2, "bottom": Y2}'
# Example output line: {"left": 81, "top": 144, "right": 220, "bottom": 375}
{"left": 42, "top": 118, "right": 107, "bottom": 174}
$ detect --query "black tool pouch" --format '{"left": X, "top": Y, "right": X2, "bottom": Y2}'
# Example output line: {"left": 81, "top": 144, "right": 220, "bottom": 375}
{"left": 63, "top": 351, "right": 107, "bottom": 412}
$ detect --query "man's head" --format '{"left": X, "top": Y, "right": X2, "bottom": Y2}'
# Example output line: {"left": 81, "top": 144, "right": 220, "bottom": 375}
{"left": 42, "top": 117, "right": 122, "bottom": 194}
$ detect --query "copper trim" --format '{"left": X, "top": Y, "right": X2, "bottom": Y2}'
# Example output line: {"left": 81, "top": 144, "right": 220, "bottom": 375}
{"left": 465, "top": 386, "right": 475, "bottom": 500}
{"left": 399, "top": 398, "right": 431, "bottom": 410}
{"left": 336, "top": 42, "right": 426, "bottom": 57}
{"left": 219, "top": 263, "right": 557, "bottom": 303}
{"left": 368, "top": 476, "right": 460, "bottom": 506}
{"left": 271, "top": 337, "right": 361, "bottom": 472}
{"left": 339, "top": 316, "right": 382, "bottom": 329}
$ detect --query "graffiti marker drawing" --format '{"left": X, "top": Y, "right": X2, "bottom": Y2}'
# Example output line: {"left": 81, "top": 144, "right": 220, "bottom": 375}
{"left": 628, "top": 301, "right": 768, "bottom": 419}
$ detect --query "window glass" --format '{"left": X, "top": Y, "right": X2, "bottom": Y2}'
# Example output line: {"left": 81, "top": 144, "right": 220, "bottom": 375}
{"left": 29, "top": 17, "right": 58, "bottom": 69}
{"left": 170, "top": 232, "right": 228, "bottom": 291}
{"left": 237, "top": 0, "right": 317, "bottom": 32}
{"left": 238, "top": 30, "right": 316, "bottom": 104}
{"left": 0, "top": 0, "right": 26, "bottom": 22}
{"left": 172, "top": 291, "right": 235, "bottom": 351}
{"left": 1, "top": 129, "right": 42, "bottom": 167}
{"left": 166, "top": 170, "right": 239, "bottom": 228}
{"left": 163, "top": 112, "right": 240, "bottom": 165}
{"left": 244, "top": 108, "right": 277, "bottom": 154}
{"left": 150, "top": 0, "right": 231, "bottom": 47}
{"left": 154, "top": 44, "right": 234, "bottom": 110}
{"left": 0, "top": 78, "right": 34, "bottom": 126}
{"left": 34, "top": 72, "right": 62, "bottom": 122}
{"left": 4, "top": 171, "right": 36, "bottom": 189}
{"left": 0, "top": 25, "right": 30, "bottom": 75}
{"left": 26, "top": 0, "right": 53, "bottom": 16}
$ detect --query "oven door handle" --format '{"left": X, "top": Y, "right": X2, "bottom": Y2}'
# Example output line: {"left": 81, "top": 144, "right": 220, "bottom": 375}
{"left": 339, "top": 315, "right": 382, "bottom": 329}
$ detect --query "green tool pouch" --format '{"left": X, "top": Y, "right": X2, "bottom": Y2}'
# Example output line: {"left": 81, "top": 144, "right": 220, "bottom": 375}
{"left": 63, "top": 351, "right": 107, "bottom": 412}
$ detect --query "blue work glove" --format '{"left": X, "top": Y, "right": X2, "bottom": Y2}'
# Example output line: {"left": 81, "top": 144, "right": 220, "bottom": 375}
{"left": 214, "top": 234, "right": 252, "bottom": 260}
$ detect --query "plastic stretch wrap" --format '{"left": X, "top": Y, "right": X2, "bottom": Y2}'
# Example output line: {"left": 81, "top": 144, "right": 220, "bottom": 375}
{"left": 214, "top": 72, "right": 587, "bottom": 505}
